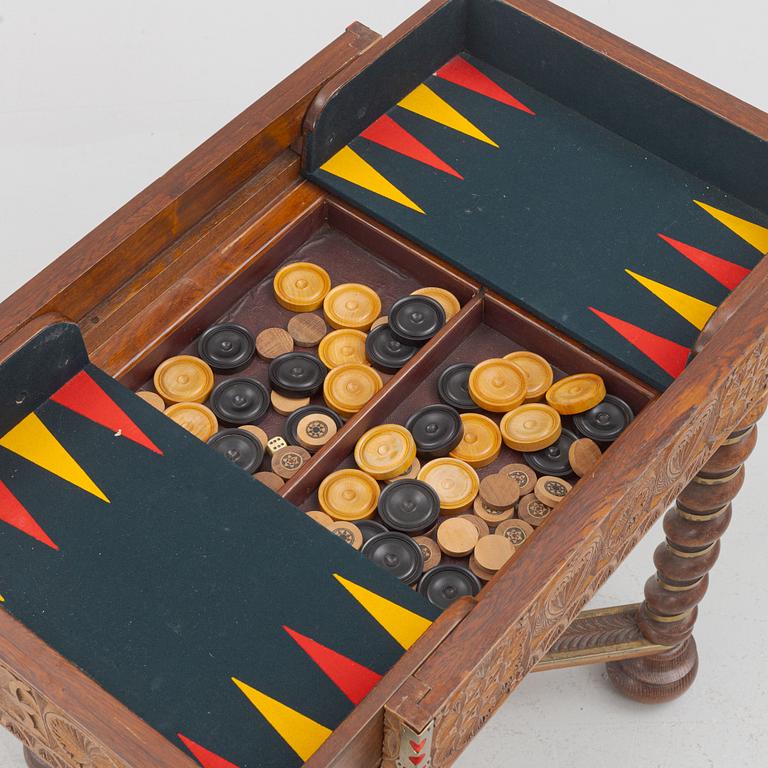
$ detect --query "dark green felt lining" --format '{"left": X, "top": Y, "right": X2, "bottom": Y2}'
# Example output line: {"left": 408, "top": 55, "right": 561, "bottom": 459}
{"left": 304, "top": 0, "right": 767, "bottom": 391}
{"left": 0, "top": 325, "right": 438, "bottom": 768}
{"left": 306, "top": 0, "right": 768, "bottom": 208}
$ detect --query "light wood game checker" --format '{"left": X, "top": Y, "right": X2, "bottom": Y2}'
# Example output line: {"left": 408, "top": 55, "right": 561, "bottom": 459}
{"left": 1, "top": 1, "right": 767, "bottom": 767}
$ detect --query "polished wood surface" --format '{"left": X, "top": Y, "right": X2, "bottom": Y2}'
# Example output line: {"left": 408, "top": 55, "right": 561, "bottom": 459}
{"left": 0, "top": 2, "right": 766, "bottom": 768}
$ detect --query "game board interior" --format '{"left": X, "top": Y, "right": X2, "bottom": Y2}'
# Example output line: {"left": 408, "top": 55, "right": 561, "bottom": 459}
{"left": 305, "top": 0, "right": 767, "bottom": 391}
{"left": 0, "top": 2, "right": 766, "bottom": 768}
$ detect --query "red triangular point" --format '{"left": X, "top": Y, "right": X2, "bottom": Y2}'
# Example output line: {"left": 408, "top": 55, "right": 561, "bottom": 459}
{"left": 658, "top": 233, "right": 750, "bottom": 291}
{"left": 178, "top": 734, "right": 240, "bottom": 768}
{"left": 283, "top": 625, "right": 382, "bottom": 705}
{"left": 436, "top": 55, "right": 535, "bottom": 114}
{"left": 50, "top": 370, "right": 162, "bottom": 455}
{"left": 589, "top": 307, "right": 690, "bottom": 379}
{"left": 361, "top": 114, "right": 463, "bottom": 179}
{"left": 0, "top": 480, "right": 58, "bottom": 550}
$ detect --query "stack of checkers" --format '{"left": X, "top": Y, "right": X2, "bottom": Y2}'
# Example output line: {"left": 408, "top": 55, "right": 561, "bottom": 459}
{"left": 134, "top": 258, "right": 463, "bottom": 492}
{"left": 306, "top": 353, "right": 634, "bottom": 612}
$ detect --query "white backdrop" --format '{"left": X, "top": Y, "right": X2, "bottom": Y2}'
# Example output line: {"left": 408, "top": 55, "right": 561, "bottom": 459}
{"left": 1, "top": 2, "right": 766, "bottom": 767}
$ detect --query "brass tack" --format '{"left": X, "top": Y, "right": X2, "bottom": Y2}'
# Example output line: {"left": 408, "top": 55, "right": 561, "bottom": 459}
{"left": 656, "top": 576, "right": 704, "bottom": 592}
{"left": 666, "top": 541, "right": 716, "bottom": 559}
{"left": 722, "top": 424, "right": 755, "bottom": 445}
{"left": 692, "top": 467, "right": 741, "bottom": 486}
{"left": 644, "top": 606, "right": 694, "bottom": 623}
{"left": 675, "top": 503, "right": 729, "bottom": 522}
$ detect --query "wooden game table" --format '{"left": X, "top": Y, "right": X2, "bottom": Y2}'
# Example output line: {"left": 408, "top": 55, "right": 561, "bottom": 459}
{"left": 1, "top": 2, "right": 766, "bottom": 767}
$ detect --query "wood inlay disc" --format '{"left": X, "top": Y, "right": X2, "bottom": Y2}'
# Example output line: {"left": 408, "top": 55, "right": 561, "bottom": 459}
{"left": 495, "top": 518, "right": 535, "bottom": 546}
{"left": 253, "top": 471, "right": 285, "bottom": 491}
{"left": 323, "top": 363, "right": 382, "bottom": 418}
{"left": 498, "top": 463, "right": 537, "bottom": 495}
{"left": 383, "top": 458, "right": 421, "bottom": 484}
{"left": 413, "top": 536, "right": 442, "bottom": 571}
{"left": 296, "top": 413, "right": 337, "bottom": 451}
{"left": 436, "top": 517, "right": 479, "bottom": 557}
{"left": 449, "top": 413, "right": 502, "bottom": 468}
{"left": 136, "top": 390, "right": 166, "bottom": 411}
{"left": 256, "top": 327, "right": 294, "bottom": 360}
{"left": 154, "top": 355, "right": 214, "bottom": 404}
{"left": 370, "top": 315, "right": 389, "bottom": 330}
{"left": 270, "top": 390, "right": 310, "bottom": 416}
{"left": 318, "top": 469, "right": 380, "bottom": 521}
{"left": 273, "top": 262, "right": 331, "bottom": 312}
{"left": 287, "top": 313, "right": 327, "bottom": 346}
{"left": 569, "top": 437, "right": 602, "bottom": 477}
{"left": 270, "top": 445, "right": 311, "bottom": 479}
{"left": 418, "top": 458, "right": 479, "bottom": 514}
{"left": 468, "top": 358, "right": 526, "bottom": 412}
{"left": 546, "top": 373, "right": 606, "bottom": 415}
{"left": 164, "top": 402, "right": 218, "bottom": 441}
{"left": 458, "top": 514, "right": 490, "bottom": 538}
{"left": 306, "top": 510, "right": 334, "bottom": 527}
{"left": 328, "top": 521, "right": 364, "bottom": 550}
{"left": 473, "top": 534, "right": 515, "bottom": 572}
{"left": 534, "top": 475, "right": 572, "bottom": 506}
{"left": 503, "top": 351, "right": 554, "bottom": 402}
{"left": 411, "top": 287, "right": 461, "bottom": 320}
{"left": 499, "top": 403, "right": 562, "bottom": 452}
{"left": 479, "top": 473, "right": 520, "bottom": 510}
{"left": 323, "top": 283, "right": 382, "bottom": 331}
{"left": 240, "top": 424, "right": 269, "bottom": 447}
{"left": 518, "top": 493, "right": 553, "bottom": 527}
{"left": 317, "top": 329, "right": 368, "bottom": 368}
{"left": 472, "top": 496, "right": 515, "bottom": 525}
{"left": 468, "top": 554, "right": 496, "bottom": 582}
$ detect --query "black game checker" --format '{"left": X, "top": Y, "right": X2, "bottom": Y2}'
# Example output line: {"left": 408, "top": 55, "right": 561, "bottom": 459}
{"left": 365, "top": 324, "right": 419, "bottom": 373}
{"left": 573, "top": 394, "right": 635, "bottom": 443}
{"left": 524, "top": 428, "right": 578, "bottom": 477}
{"left": 437, "top": 363, "right": 476, "bottom": 410}
{"left": 362, "top": 532, "right": 425, "bottom": 585}
{"left": 198, "top": 323, "right": 256, "bottom": 372}
{"left": 406, "top": 404, "right": 464, "bottom": 459}
{"left": 388, "top": 295, "right": 446, "bottom": 345}
{"left": 378, "top": 479, "right": 441, "bottom": 535}
{"left": 269, "top": 352, "right": 327, "bottom": 397}
{"left": 418, "top": 564, "right": 482, "bottom": 610}
{"left": 207, "top": 428, "right": 266, "bottom": 473}
{"left": 209, "top": 377, "right": 270, "bottom": 425}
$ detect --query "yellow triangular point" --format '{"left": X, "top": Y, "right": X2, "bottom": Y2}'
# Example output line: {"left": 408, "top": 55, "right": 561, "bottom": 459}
{"left": 0, "top": 413, "right": 109, "bottom": 503}
{"left": 320, "top": 146, "right": 425, "bottom": 213}
{"left": 232, "top": 678, "right": 331, "bottom": 761}
{"left": 398, "top": 84, "right": 499, "bottom": 147}
{"left": 0, "top": 595, "right": 4, "bottom": 603}
{"left": 333, "top": 574, "right": 432, "bottom": 650}
{"left": 695, "top": 200, "right": 768, "bottom": 254}
{"left": 625, "top": 270, "right": 716, "bottom": 331}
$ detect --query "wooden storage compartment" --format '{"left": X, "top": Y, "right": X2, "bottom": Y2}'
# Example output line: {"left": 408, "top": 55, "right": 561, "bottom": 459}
{"left": 283, "top": 289, "right": 654, "bottom": 585}
{"left": 133, "top": 198, "right": 478, "bottom": 454}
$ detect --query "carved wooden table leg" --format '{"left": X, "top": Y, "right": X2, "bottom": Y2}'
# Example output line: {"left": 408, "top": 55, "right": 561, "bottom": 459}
{"left": 607, "top": 411, "right": 760, "bottom": 703}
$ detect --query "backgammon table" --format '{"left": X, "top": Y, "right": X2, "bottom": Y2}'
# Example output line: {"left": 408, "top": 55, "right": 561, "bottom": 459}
{"left": 1, "top": 2, "right": 767, "bottom": 768}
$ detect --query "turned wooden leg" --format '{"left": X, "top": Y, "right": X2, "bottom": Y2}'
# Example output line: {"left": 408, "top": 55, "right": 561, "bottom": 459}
{"left": 23, "top": 748, "right": 53, "bottom": 768}
{"left": 607, "top": 410, "right": 760, "bottom": 703}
